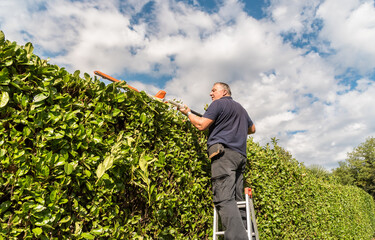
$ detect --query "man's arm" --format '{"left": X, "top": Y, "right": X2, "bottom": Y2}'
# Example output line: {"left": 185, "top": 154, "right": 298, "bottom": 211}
{"left": 179, "top": 105, "right": 213, "bottom": 131}
{"left": 248, "top": 124, "right": 256, "bottom": 135}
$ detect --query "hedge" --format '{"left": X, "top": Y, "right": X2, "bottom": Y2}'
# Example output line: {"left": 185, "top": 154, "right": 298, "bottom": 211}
{"left": 1, "top": 31, "right": 375, "bottom": 239}
{"left": 247, "top": 139, "right": 375, "bottom": 239}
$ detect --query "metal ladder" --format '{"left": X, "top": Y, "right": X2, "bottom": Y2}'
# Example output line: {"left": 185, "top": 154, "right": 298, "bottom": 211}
{"left": 213, "top": 187, "right": 259, "bottom": 240}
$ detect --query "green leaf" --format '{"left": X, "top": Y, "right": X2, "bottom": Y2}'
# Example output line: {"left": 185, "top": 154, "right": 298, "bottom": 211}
{"left": 50, "top": 190, "right": 57, "bottom": 202}
{"left": 4, "top": 59, "right": 13, "bottom": 66}
{"left": 25, "top": 42, "right": 34, "bottom": 55}
{"left": 140, "top": 112, "right": 147, "bottom": 123}
{"left": 91, "top": 228, "right": 104, "bottom": 235}
{"left": 102, "top": 155, "right": 114, "bottom": 172}
{"left": 73, "top": 70, "right": 80, "bottom": 77}
{"left": 33, "top": 204, "right": 46, "bottom": 212}
{"left": 0, "top": 91, "right": 9, "bottom": 108}
{"left": 23, "top": 126, "right": 31, "bottom": 137}
{"left": 35, "top": 215, "right": 54, "bottom": 227}
{"left": 81, "top": 232, "right": 95, "bottom": 239}
{"left": 84, "top": 170, "right": 92, "bottom": 178}
{"left": 0, "top": 30, "right": 4, "bottom": 43}
{"left": 96, "top": 163, "right": 105, "bottom": 180}
{"left": 150, "top": 184, "right": 156, "bottom": 195}
{"left": 0, "top": 68, "right": 10, "bottom": 84}
{"left": 0, "top": 201, "right": 11, "bottom": 214}
{"left": 96, "top": 132, "right": 124, "bottom": 180}
{"left": 41, "top": 67, "right": 57, "bottom": 74}
{"left": 16, "top": 164, "right": 29, "bottom": 177}
{"left": 33, "top": 92, "right": 49, "bottom": 102}
{"left": 139, "top": 153, "right": 148, "bottom": 173}
{"left": 74, "top": 221, "right": 82, "bottom": 236}
{"left": 0, "top": 149, "right": 6, "bottom": 157}
{"left": 138, "top": 171, "right": 149, "bottom": 185}
{"left": 32, "top": 227, "right": 43, "bottom": 236}
{"left": 93, "top": 134, "right": 102, "bottom": 144}
{"left": 158, "top": 152, "right": 166, "bottom": 164}
{"left": 64, "top": 163, "right": 74, "bottom": 175}
{"left": 59, "top": 215, "right": 71, "bottom": 224}
{"left": 112, "top": 108, "right": 121, "bottom": 117}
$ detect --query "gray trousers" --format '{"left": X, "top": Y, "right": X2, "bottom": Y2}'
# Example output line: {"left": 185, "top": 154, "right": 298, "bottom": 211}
{"left": 211, "top": 147, "right": 248, "bottom": 240}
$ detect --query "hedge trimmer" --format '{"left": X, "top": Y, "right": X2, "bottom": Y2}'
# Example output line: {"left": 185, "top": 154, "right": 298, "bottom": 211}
{"left": 166, "top": 99, "right": 202, "bottom": 117}
{"left": 94, "top": 71, "right": 202, "bottom": 116}
{"left": 94, "top": 70, "right": 166, "bottom": 100}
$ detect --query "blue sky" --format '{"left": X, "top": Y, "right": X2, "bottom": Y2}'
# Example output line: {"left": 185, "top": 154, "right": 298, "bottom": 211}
{"left": 1, "top": 0, "right": 375, "bottom": 169}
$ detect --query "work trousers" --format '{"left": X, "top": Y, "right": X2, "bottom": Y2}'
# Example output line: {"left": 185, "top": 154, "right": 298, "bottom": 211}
{"left": 211, "top": 147, "right": 248, "bottom": 240}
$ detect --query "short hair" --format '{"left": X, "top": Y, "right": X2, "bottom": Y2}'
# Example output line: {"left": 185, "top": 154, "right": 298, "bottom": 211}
{"left": 214, "top": 82, "right": 232, "bottom": 96}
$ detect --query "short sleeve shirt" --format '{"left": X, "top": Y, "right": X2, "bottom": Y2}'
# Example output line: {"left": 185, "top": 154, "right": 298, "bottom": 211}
{"left": 203, "top": 96, "right": 253, "bottom": 156}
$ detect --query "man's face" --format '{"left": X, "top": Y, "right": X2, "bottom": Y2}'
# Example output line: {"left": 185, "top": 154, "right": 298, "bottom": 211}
{"left": 210, "top": 84, "right": 227, "bottom": 101}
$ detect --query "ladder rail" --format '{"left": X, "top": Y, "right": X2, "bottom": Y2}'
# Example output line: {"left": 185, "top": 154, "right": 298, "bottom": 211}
{"left": 246, "top": 192, "right": 253, "bottom": 240}
{"left": 249, "top": 197, "right": 259, "bottom": 239}
{"left": 213, "top": 204, "right": 219, "bottom": 239}
{"left": 212, "top": 187, "right": 259, "bottom": 240}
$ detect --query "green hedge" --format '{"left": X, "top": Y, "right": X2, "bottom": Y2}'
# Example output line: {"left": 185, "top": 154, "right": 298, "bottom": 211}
{"left": 246, "top": 139, "right": 375, "bottom": 239}
{"left": 0, "top": 31, "right": 211, "bottom": 239}
{"left": 1, "top": 31, "right": 375, "bottom": 239}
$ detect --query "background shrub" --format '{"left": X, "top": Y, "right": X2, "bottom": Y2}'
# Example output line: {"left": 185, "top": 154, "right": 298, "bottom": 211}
{"left": 246, "top": 139, "right": 375, "bottom": 239}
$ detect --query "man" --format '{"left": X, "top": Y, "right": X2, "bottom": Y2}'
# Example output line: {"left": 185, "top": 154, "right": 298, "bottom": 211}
{"left": 178, "top": 82, "right": 255, "bottom": 240}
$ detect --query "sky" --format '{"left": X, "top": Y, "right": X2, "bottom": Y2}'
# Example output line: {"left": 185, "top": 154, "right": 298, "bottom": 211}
{"left": 1, "top": 0, "right": 375, "bottom": 170}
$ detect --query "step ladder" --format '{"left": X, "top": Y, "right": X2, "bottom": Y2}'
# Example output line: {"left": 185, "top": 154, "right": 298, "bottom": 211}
{"left": 212, "top": 187, "right": 259, "bottom": 240}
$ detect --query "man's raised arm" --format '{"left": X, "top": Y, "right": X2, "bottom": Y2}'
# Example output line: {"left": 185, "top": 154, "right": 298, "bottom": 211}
{"left": 179, "top": 105, "right": 213, "bottom": 131}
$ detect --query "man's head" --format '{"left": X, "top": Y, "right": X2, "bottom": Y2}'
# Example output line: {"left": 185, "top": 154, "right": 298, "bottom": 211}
{"left": 210, "top": 82, "right": 231, "bottom": 101}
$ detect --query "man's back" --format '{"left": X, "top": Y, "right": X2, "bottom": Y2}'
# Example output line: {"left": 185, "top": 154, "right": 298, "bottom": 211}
{"left": 203, "top": 96, "right": 253, "bottom": 156}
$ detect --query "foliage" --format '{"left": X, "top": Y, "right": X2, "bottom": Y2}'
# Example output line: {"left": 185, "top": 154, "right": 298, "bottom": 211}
{"left": 306, "top": 164, "right": 331, "bottom": 181}
{"left": 0, "top": 31, "right": 211, "bottom": 239}
{"left": 332, "top": 161, "right": 355, "bottom": 185}
{"left": 1, "top": 31, "right": 375, "bottom": 239}
{"left": 333, "top": 137, "right": 375, "bottom": 199}
{"left": 246, "top": 139, "right": 375, "bottom": 239}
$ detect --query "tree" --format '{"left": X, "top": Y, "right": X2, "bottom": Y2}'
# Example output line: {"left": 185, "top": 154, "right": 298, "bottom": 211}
{"left": 333, "top": 137, "right": 375, "bottom": 199}
{"left": 307, "top": 164, "right": 331, "bottom": 181}
{"left": 332, "top": 161, "right": 355, "bottom": 185}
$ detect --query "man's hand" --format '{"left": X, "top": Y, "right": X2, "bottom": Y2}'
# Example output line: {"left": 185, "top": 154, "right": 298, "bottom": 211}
{"left": 248, "top": 124, "right": 256, "bottom": 135}
{"left": 178, "top": 104, "right": 213, "bottom": 131}
{"left": 178, "top": 104, "right": 191, "bottom": 116}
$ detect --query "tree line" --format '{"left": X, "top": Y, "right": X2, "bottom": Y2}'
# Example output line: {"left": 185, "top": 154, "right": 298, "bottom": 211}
{"left": 308, "top": 137, "right": 375, "bottom": 199}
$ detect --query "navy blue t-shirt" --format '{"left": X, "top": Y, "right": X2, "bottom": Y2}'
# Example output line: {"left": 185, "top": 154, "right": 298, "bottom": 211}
{"left": 203, "top": 96, "right": 253, "bottom": 156}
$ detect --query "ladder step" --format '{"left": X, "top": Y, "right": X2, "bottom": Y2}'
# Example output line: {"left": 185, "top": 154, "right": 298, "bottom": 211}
{"left": 215, "top": 231, "right": 256, "bottom": 236}
{"left": 237, "top": 201, "right": 246, "bottom": 208}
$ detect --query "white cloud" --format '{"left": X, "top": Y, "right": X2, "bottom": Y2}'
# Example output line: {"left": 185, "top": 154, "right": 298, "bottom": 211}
{"left": 284, "top": 79, "right": 375, "bottom": 168}
{"left": 1, "top": 0, "right": 375, "bottom": 169}
{"left": 119, "top": 0, "right": 150, "bottom": 14}
{"left": 52, "top": 2, "right": 149, "bottom": 73}
{"left": 317, "top": 0, "right": 375, "bottom": 74}
{"left": 266, "top": 0, "right": 321, "bottom": 35}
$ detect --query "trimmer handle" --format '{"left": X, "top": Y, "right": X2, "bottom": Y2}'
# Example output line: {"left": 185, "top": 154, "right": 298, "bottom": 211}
{"left": 167, "top": 99, "right": 184, "bottom": 109}
{"left": 167, "top": 100, "right": 202, "bottom": 117}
